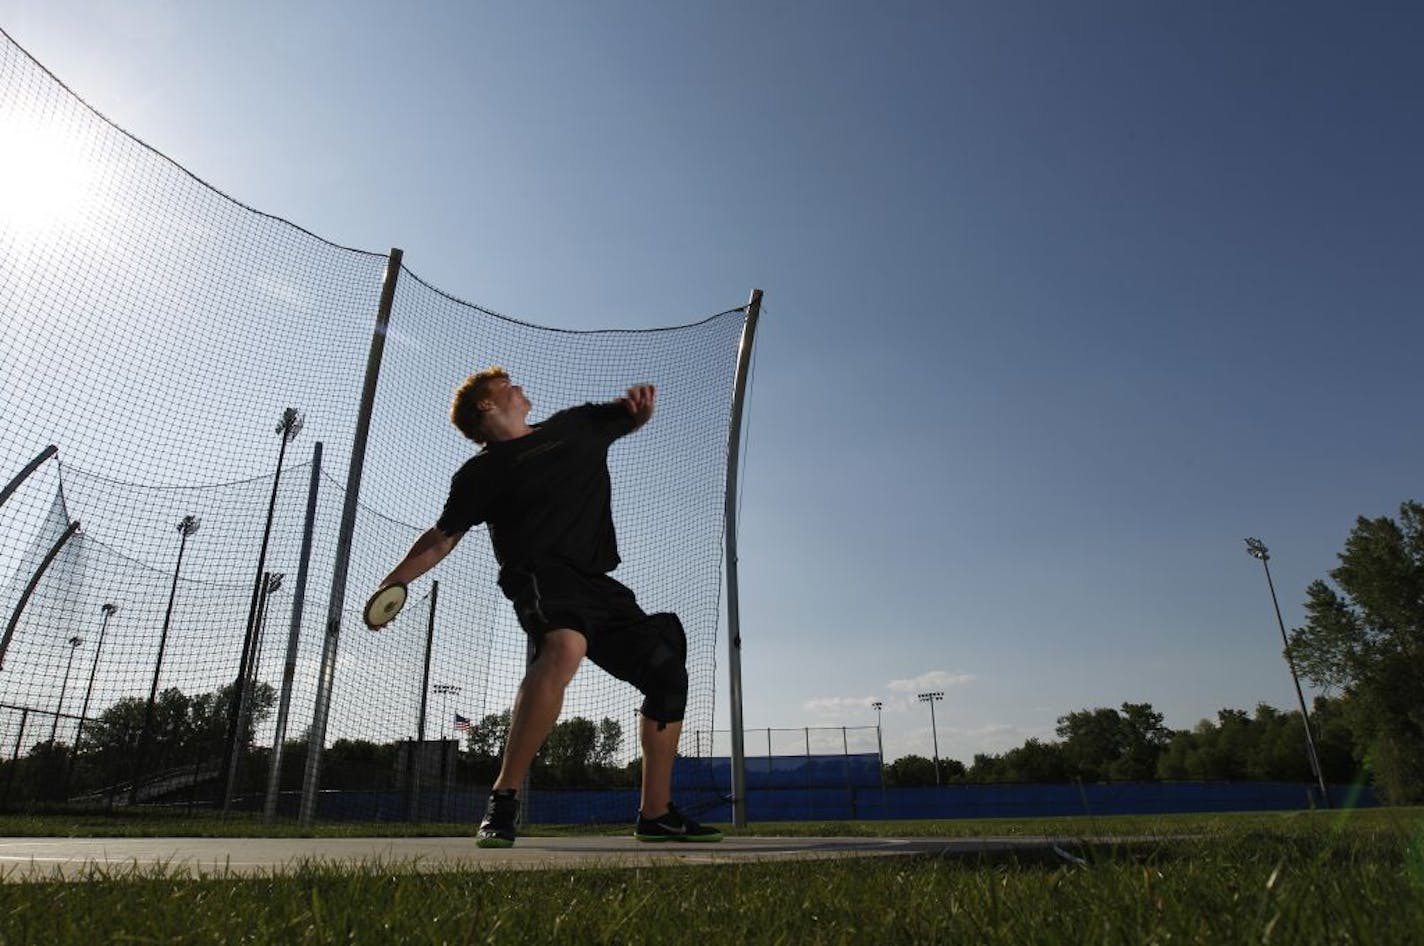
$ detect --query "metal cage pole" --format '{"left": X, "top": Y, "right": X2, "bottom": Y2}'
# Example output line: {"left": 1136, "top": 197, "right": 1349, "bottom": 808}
{"left": 300, "top": 248, "right": 403, "bottom": 825}
{"left": 408, "top": 580, "right": 438, "bottom": 822}
{"left": 264, "top": 443, "right": 322, "bottom": 822}
{"left": 1, "top": 519, "right": 81, "bottom": 670}
{"left": 723, "top": 288, "right": 762, "bottom": 828}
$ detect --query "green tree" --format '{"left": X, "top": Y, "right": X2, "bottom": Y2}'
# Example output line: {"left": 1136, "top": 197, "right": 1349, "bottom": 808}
{"left": 539, "top": 716, "right": 598, "bottom": 785}
{"left": 1056, "top": 707, "right": 1125, "bottom": 781}
{"left": 966, "top": 752, "right": 1009, "bottom": 783}
{"left": 592, "top": 717, "right": 622, "bottom": 768}
{"left": 1289, "top": 501, "right": 1424, "bottom": 803}
{"left": 1001, "top": 738, "right": 1069, "bottom": 782}
{"left": 884, "top": 754, "right": 937, "bottom": 786}
{"left": 1154, "top": 701, "right": 1364, "bottom": 784}
{"left": 1112, "top": 702, "right": 1172, "bottom": 780}
{"left": 462, "top": 710, "right": 511, "bottom": 784}
{"left": 532, "top": 716, "right": 625, "bottom": 787}
{"left": 465, "top": 711, "right": 510, "bottom": 759}
{"left": 1055, "top": 702, "right": 1171, "bottom": 781}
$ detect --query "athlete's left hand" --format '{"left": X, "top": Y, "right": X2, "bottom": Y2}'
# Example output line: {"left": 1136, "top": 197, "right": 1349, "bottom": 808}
{"left": 619, "top": 383, "right": 656, "bottom": 427}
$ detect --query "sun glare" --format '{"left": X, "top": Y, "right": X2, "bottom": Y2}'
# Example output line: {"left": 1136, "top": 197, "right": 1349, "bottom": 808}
{"left": 0, "top": 105, "right": 101, "bottom": 236}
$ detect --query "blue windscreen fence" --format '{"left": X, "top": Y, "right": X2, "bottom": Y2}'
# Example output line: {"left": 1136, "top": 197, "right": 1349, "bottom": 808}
{"left": 290, "top": 753, "right": 1378, "bottom": 824}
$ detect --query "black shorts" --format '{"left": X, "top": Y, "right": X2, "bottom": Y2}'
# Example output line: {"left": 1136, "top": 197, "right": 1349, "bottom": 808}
{"left": 498, "top": 561, "right": 654, "bottom": 656}
{"left": 498, "top": 561, "right": 689, "bottom": 724}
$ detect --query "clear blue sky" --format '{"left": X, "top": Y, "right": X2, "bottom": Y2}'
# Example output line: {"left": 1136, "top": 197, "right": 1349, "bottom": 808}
{"left": 3, "top": 1, "right": 1421, "bottom": 764}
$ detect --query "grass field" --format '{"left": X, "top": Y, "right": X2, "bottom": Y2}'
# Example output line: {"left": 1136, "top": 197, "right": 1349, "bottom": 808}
{"left": 1, "top": 808, "right": 1420, "bottom": 944}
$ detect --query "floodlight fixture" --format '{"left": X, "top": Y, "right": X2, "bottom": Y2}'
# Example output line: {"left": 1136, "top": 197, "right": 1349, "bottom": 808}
{"left": 277, "top": 407, "right": 305, "bottom": 442}
{"left": 433, "top": 683, "right": 462, "bottom": 738}
{"left": 917, "top": 691, "right": 945, "bottom": 785}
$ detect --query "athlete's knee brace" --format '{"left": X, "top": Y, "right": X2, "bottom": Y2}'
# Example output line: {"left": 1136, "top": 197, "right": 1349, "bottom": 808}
{"left": 633, "top": 613, "right": 688, "bottom": 728}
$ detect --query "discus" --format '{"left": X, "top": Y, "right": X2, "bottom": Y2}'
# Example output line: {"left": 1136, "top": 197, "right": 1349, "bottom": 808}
{"left": 363, "top": 582, "right": 407, "bottom": 630}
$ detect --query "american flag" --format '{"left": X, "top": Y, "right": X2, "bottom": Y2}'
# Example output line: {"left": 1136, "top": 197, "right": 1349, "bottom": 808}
{"left": 453, "top": 713, "right": 472, "bottom": 732}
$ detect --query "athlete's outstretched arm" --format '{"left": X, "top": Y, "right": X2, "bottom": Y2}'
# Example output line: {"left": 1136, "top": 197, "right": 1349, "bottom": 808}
{"left": 618, "top": 383, "right": 656, "bottom": 430}
{"left": 380, "top": 527, "right": 464, "bottom": 588}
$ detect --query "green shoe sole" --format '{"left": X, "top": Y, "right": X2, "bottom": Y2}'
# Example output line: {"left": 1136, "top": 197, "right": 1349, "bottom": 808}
{"left": 635, "top": 832, "right": 723, "bottom": 843}
{"left": 476, "top": 835, "right": 515, "bottom": 849}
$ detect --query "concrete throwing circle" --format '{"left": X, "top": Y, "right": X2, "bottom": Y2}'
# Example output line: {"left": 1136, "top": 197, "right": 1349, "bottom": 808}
{"left": 0, "top": 835, "right": 1082, "bottom": 881}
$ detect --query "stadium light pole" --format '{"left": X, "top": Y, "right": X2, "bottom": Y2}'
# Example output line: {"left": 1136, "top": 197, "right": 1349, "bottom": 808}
{"left": 49, "top": 635, "right": 83, "bottom": 744}
{"left": 236, "top": 573, "right": 284, "bottom": 773}
{"left": 72, "top": 603, "right": 117, "bottom": 755}
{"left": 1244, "top": 537, "right": 1331, "bottom": 808}
{"left": 433, "top": 684, "right": 461, "bottom": 739}
{"left": 917, "top": 691, "right": 944, "bottom": 786}
{"left": 265, "top": 443, "right": 324, "bottom": 824}
{"left": 225, "top": 408, "right": 303, "bottom": 813}
{"left": 66, "top": 603, "right": 116, "bottom": 794}
{"left": 249, "top": 572, "right": 285, "bottom": 692}
{"left": 871, "top": 701, "right": 886, "bottom": 794}
{"left": 131, "top": 514, "right": 200, "bottom": 806}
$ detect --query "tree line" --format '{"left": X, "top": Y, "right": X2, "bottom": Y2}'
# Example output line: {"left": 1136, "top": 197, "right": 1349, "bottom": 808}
{"left": 885, "top": 696, "right": 1362, "bottom": 789}
{"left": 888, "top": 499, "right": 1424, "bottom": 805}
{"left": 1, "top": 685, "right": 631, "bottom": 806}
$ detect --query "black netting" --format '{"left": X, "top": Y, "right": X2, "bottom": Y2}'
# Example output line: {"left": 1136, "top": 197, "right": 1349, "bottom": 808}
{"left": 1, "top": 29, "right": 752, "bottom": 822}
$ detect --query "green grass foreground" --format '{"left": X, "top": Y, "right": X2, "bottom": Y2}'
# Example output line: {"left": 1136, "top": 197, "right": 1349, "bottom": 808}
{"left": 0, "top": 810, "right": 1421, "bottom": 944}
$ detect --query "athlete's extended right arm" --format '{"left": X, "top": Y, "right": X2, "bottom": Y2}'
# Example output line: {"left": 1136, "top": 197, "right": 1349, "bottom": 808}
{"left": 380, "top": 526, "right": 464, "bottom": 588}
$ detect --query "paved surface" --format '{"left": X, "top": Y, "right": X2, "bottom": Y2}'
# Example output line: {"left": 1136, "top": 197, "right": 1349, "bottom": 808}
{"left": 0, "top": 835, "right": 1081, "bottom": 881}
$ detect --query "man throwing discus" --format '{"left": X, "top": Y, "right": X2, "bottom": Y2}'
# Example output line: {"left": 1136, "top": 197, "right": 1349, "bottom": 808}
{"left": 375, "top": 367, "right": 721, "bottom": 847}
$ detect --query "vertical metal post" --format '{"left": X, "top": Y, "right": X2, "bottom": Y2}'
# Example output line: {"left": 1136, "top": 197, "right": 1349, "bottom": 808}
{"left": 842, "top": 726, "right": 852, "bottom": 820}
{"left": 872, "top": 702, "right": 886, "bottom": 807}
{"left": 264, "top": 444, "right": 322, "bottom": 822}
{"left": 301, "top": 248, "right": 403, "bottom": 825}
{"left": 723, "top": 288, "right": 762, "bottom": 828}
{"left": 871, "top": 700, "right": 882, "bottom": 792}
{"left": 409, "top": 580, "right": 438, "bottom": 821}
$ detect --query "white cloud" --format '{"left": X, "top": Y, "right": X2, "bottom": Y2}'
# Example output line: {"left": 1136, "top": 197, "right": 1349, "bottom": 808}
{"left": 887, "top": 669, "right": 975, "bottom": 693}
{"left": 802, "top": 695, "right": 881, "bottom": 717}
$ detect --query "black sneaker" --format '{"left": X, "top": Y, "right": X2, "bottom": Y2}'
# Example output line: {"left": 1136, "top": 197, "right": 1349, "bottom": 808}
{"left": 634, "top": 803, "right": 723, "bottom": 843}
{"left": 477, "top": 789, "right": 519, "bottom": 848}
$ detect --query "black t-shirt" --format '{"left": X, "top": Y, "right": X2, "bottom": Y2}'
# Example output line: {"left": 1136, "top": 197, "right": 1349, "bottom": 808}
{"left": 436, "top": 402, "right": 638, "bottom": 577}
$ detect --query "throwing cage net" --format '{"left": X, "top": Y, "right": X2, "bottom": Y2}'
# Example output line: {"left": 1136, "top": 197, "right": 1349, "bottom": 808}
{"left": 0, "top": 28, "right": 755, "bottom": 823}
